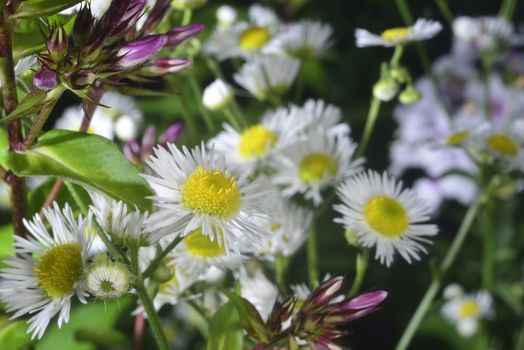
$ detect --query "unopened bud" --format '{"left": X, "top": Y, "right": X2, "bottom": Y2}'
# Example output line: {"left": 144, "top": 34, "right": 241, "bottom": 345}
{"left": 216, "top": 5, "right": 237, "bottom": 28}
{"left": 373, "top": 78, "right": 399, "bottom": 102}
{"left": 47, "top": 26, "right": 68, "bottom": 62}
{"left": 117, "top": 35, "right": 167, "bottom": 68}
{"left": 171, "top": 0, "right": 207, "bottom": 10}
{"left": 399, "top": 85, "right": 422, "bottom": 105}
{"left": 344, "top": 228, "right": 361, "bottom": 247}
{"left": 165, "top": 23, "right": 205, "bottom": 47}
{"left": 152, "top": 261, "right": 174, "bottom": 284}
{"left": 72, "top": 5, "right": 94, "bottom": 47}
{"left": 390, "top": 67, "right": 411, "bottom": 83}
{"left": 202, "top": 79, "right": 234, "bottom": 111}
{"left": 86, "top": 254, "right": 131, "bottom": 300}
{"left": 159, "top": 122, "right": 184, "bottom": 145}
{"left": 69, "top": 69, "right": 97, "bottom": 90}
{"left": 33, "top": 69, "right": 58, "bottom": 90}
{"left": 143, "top": 57, "right": 192, "bottom": 76}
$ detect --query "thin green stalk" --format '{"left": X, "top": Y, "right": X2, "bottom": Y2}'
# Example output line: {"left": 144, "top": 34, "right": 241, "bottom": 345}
{"left": 435, "top": 0, "right": 454, "bottom": 24}
{"left": 130, "top": 247, "right": 170, "bottom": 350}
{"left": 348, "top": 249, "right": 370, "bottom": 297}
{"left": 222, "top": 107, "right": 242, "bottom": 131}
{"left": 499, "top": 0, "right": 517, "bottom": 20}
{"left": 390, "top": 45, "right": 405, "bottom": 67}
{"left": 481, "top": 55, "right": 492, "bottom": 120}
{"left": 395, "top": 186, "right": 492, "bottom": 350}
{"left": 182, "top": 9, "right": 192, "bottom": 26}
{"left": 275, "top": 255, "right": 289, "bottom": 291}
{"left": 170, "top": 77, "right": 198, "bottom": 140}
{"left": 394, "top": 0, "right": 414, "bottom": 24}
{"left": 307, "top": 224, "right": 319, "bottom": 288}
{"left": 143, "top": 236, "right": 183, "bottom": 279}
{"left": 356, "top": 97, "right": 381, "bottom": 158}
{"left": 187, "top": 72, "right": 215, "bottom": 133}
{"left": 481, "top": 206, "right": 494, "bottom": 291}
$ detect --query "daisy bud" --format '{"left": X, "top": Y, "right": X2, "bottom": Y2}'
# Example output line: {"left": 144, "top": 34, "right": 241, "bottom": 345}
{"left": 443, "top": 284, "right": 463, "bottom": 300}
{"left": 171, "top": 0, "right": 207, "bottom": 10}
{"left": 216, "top": 5, "right": 237, "bottom": 28}
{"left": 151, "top": 260, "right": 174, "bottom": 284}
{"left": 389, "top": 67, "right": 411, "bottom": 83}
{"left": 33, "top": 69, "right": 58, "bottom": 91}
{"left": 143, "top": 57, "right": 192, "bottom": 76}
{"left": 202, "top": 79, "right": 234, "bottom": 111}
{"left": 86, "top": 255, "right": 131, "bottom": 300}
{"left": 117, "top": 34, "right": 168, "bottom": 68}
{"left": 372, "top": 78, "right": 399, "bottom": 101}
{"left": 47, "top": 26, "right": 68, "bottom": 62}
{"left": 115, "top": 115, "right": 139, "bottom": 141}
{"left": 344, "top": 228, "right": 361, "bottom": 247}
{"left": 166, "top": 24, "right": 206, "bottom": 47}
{"left": 69, "top": 69, "right": 97, "bottom": 90}
{"left": 399, "top": 85, "right": 422, "bottom": 105}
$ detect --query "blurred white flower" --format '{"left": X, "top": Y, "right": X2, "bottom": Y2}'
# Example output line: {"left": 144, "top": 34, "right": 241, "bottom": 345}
{"left": 216, "top": 5, "right": 237, "bottom": 28}
{"left": 202, "top": 79, "right": 234, "bottom": 111}
{"left": 239, "top": 268, "right": 278, "bottom": 322}
{"left": 356, "top": 19, "right": 442, "bottom": 47}
{"left": 267, "top": 20, "right": 333, "bottom": 58}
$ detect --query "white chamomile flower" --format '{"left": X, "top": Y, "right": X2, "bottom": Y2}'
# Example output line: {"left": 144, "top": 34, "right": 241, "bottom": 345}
{"left": 60, "top": 0, "right": 111, "bottom": 18}
{"left": 453, "top": 16, "right": 513, "bottom": 50}
{"left": 234, "top": 55, "right": 300, "bottom": 101}
{"left": 355, "top": 19, "right": 442, "bottom": 47}
{"left": 441, "top": 289, "right": 494, "bottom": 337}
{"left": 216, "top": 5, "right": 237, "bottom": 28}
{"left": 0, "top": 203, "right": 93, "bottom": 339}
{"left": 55, "top": 105, "right": 114, "bottom": 140}
{"left": 334, "top": 171, "right": 438, "bottom": 267}
{"left": 286, "top": 99, "right": 350, "bottom": 138}
{"left": 86, "top": 255, "right": 131, "bottom": 300}
{"left": 267, "top": 20, "right": 333, "bottom": 58}
{"left": 96, "top": 91, "right": 143, "bottom": 141}
{"left": 477, "top": 127, "right": 524, "bottom": 170}
{"left": 170, "top": 227, "right": 245, "bottom": 276}
{"left": 208, "top": 109, "right": 302, "bottom": 170}
{"left": 204, "top": 4, "right": 281, "bottom": 61}
{"left": 259, "top": 199, "right": 312, "bottom": 259}
{"left": 143, "top": 144, "right": 272, "bottom": 251}
{"left": 272, "top": 130, "right": 363, "bottom": 206}
{"left": 89, "top": 191, "right": 156, "bottom": 246}
{"left": 202, "top": 79, "right": 234, "bottom": 111}
{"left": 239, "top": 268, "right": 278, "bottom": 322}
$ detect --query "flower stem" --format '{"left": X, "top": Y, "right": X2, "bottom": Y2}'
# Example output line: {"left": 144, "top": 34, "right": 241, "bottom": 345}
{"left": 130, "top": 246, "right": 170, "bottom": 350}
{"left": 143, "top": 236, "right": 183, "bottom": 279}
{"left": 0, "top": 12, "right": 27, "bottom": 236}
{"left": 275, "top": 255, "right": 289, "bottom": 291}
{"left": 222, "top": 107, "right": 242, "bottom": 131}
{"left": 481, "top": 205, "right": 494, "bottom": 291}
{"left": 307, "top": 224, "right": 319, "bottom": 288}
{"left": 348, "top": 249, "right": 370, "bottom": 297}
{"left": 395, "top": 186, "right": 492, "bottom": 350}
{"left": 187, "top": 71, "right": 215, "bottom": 133}
{"left": 356, "top": 97, "right": 381, "bottom": 158}
{"left": 499, "top": 0, "right": 517, "bottom": 20}
{"left": 435, "top": 0, "right": 454, "bottom": 24}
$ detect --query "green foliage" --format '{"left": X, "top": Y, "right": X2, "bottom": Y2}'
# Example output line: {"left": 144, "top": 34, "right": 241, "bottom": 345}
{"left": 0, "top": 317, "right": 34, "bottom": 350}
{"left": 223, "top": 290, "right": 270, "bottom": 343}
{"left": 0, "top": 130, "right": 154, "bottom": 211}
{"left": 1, "top": 90, "right": 48, "bottom": 123}
{"left": 36, "top": 298, "right": 132, "bottom": 350}
{"left": 207, "top": 302, "right": 243, "bottom": 350}
{"left": 14, "top": 0, "right": 84, "bottom": 19}
{"left": 0, "top": 225, "right": 14, "bottom": 269}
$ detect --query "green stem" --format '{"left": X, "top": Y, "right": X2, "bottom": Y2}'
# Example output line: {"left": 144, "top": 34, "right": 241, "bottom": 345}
{"left": 390, "top": 45, "right": 405, "bottom": 67}
{"left": 222, "top": 107, "right": 242, "bottom": 131}
{"left": 170, "top": 77, "right": 198, "bottom": 140}
{"left": 130, "top": 247, "right": 170, "bottom": 350}
{"left": 395, "top": 186, "right": 492, "bottom": 350}
{"left": 499, "top": 0, "right": 517, "bottom": 20}
{"left": 182, "top": 9, "right": 192, "bottom": 26}
{"left": 435, "top": 0, "right": 454, "bottom": 24}
{"left": 307, "top": 224, "right": 319, "bottom": 288}
{"left": 275, "top": 255, "right": 289, "bottom": 291}
{"left": 187, "top": 71, "right": 215, "bottom": 134}
{"left": 481, "top": 206, "right": 494, "bottom": 291}
{"left": 356, "top": 97, "right": 381, "bottom": 158}
{"left": 348, "top": 249, "right": 370, "bottom": 297}
{"left": 394, "top": 0, "right": 414, "bottom": 24}
{"left": 143, "top": 236, "right": 183, "bottom": 279}
{"left": 481, "top": 55, "right": 492, "bottom": 120}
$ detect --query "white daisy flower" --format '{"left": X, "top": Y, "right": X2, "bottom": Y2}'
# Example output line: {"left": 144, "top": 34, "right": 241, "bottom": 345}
{"left": 204, "top": 4, "right": 281, "bottom": 61}
{"left": 234, "top": 55, "right": 300, "bottom": 100}
{"left": 86, "top": 254, "right": 131, "bottom": 300}
{"left": 202, "top": 79, "right": 234, "bottom": 111}
{"left": 477, "top": 127, "right": 524, "bottom": 170}
{"left": 334, "top": 170, "right": 438, "bottom": 267}
{"left": 272, "top": 130, "right": 363, "bottom": 206}
{"left": 441, "top": 289, "right": 494, "bottom": 337}
{"left": 96, "top": 91, "right": 143, "bottom": 141}
{"left": 89, "top": 191, "right": 156, "bottom": 247}
{"left": 453, "top": 16, "right": 513, "bottom": 50}
{"left": 143, "top": 144, "right": 272, "bottom": 251}
{"left": 239, "top": 268, "right": 278, "bottom": 322}
{"left": 216, "top": 5, "right": 237, "bottom": 29}
{"left": 355, "top": 19, "right": 442, "bottom": 47}
{"left": 267, "top": 20, "right": 333, "bottom": 58}
{"left": 55, "top": 105, "right": 115, "bottom": 140}
{"left": 0, "top": 203, "right": 93, "bottom": 339}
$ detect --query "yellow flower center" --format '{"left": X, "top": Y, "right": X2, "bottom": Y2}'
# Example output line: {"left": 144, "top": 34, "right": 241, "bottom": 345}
{"left": 238, "top": 124, "right": 278, "bottom": 159}
{"left": 486, "top": 133, "right": 518, "bottom": 157}
{"left": 238, "top": 27, "right": 271, "bottom": 51}
{"left": 298, "top": 153, "right": 338, "bottom": 183}
{"left": 446, "top": 131, "right": 470, "bottom": 145}
{"left": 381, "top": 27, "right": 410, "bottom": 42}
{"left": 34, "top": 243, "right": 83, "bottom": 298}
{"left": 184, "top": 227, "right": 226, "bottom": 258}
{"left": 459, "top": 300, "right": 479, "bottom": 318}
{"left": 363, "top": 195, "right": 409, "bottom": 237}
{"left": 182, "top": 166, "right": 241, "bottom": 218}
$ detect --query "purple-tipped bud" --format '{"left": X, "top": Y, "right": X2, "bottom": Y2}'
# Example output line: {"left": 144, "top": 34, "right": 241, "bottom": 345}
{"left": 69, "top": 69, "right": 97, "bottom": 90}
{"left": 344, "top": 290, "right": 388, "bottom": 310}
{"left": 123, "top": 139, "right": 142, "bottom": 165}
{"left": 143, "top": 57, "right": 192, "bottom": 76}
{"left": 139, "top": 0, "right": 171, "bottom": 35}
{"left": 159, "top": 122, "right": 184, "bottom": 145}
{"left": 117, "top": 35, "right": 168, "bottom": 68}
{"left": 165, "top": 23, "right": 205, "bottom": 47}
{"left": 33, "top": 69, "right": 58, "bottom": 90}
{"left": 47, "top": 26, "right": 68, "bottom": 61}
{"left": 308, "top": 276, "right": 344, "bottom": 306}
{"left": 140, "top": 126, "right": 157, "bottom": 159}
{"left": 73, "top": 5, "right": 94, "bottom": 47}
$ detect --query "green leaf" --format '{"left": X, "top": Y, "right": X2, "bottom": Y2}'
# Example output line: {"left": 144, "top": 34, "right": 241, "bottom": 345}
{"left": 1, "top": 90, "right": 48, "bottom": 124}
{"left": 207, "top": 302, "right": 243, "bottom": 350}
{"left": 223, "top": 290, "right": 270, "bottom": 343}
{"left": 0, "top": 318, "right": 33, "bottom": 350}
{"left": 0, "top": 225, "right": 14, "bottom": 269}
{"left": 14, "top": 0, "right": 84, "bottom": 19}
{"left": 0, "top": 130, "right": 154, "bottom": 211}
{"left": 36, "top": 298, "right": 132, "bottom": 350}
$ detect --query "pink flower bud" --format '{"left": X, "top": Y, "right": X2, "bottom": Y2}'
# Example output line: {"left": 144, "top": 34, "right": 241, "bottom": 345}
{"left": 33, "top": 69, "right": 58, "bottom": 90}
{"left": 144, "top": 57, "right": 192, "bottom": 76}
{"left": 166, "top": 23, "right": 205, "bottom": 46}
{"left": 117, "top": 35, "right": 168, "bottom": 68}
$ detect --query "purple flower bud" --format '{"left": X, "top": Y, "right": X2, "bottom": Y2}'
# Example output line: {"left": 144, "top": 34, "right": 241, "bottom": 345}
{"left": 33, "top": 69, "right": 58, "bottom": 90}
{"left": 140, "top": 126, "right": 157, "bottom": 159}
{"left": 308, "top": 276, "right": 344, "bottom": 306}
{"left": 165, "top": 23, "right": 205, "bottom": 47}
{"left": 344, "top": 290, "right": 388, "bottom": 310}
{"left": 69, "top": 69, "right": 97, "bottom": 90}
{"left": 47, "top": 26, "right": 68, "bottom": 61}
{"left": 123, "top": 139, "right": 141, "bottom": 165}
{"left": 118, "top": 34, "right": 168, "bottom": 68}
{"left": 160, "top": 122, "right": 184, "bottom": 145}
{"left": 143, "top": 57, "right": 192, "bottom": 76}
{"left": 139, "top": 0, "right": 171, "bottom": 35}
{"left": 72, "top": 5, "right": 94, "bottom": 47}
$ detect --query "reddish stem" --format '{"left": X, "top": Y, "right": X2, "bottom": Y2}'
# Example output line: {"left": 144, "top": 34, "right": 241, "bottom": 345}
{"left": 134, "top": 311, "right": 145, "bottom": 350}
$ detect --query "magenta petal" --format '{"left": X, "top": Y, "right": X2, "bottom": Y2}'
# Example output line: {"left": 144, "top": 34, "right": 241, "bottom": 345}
{"left": 160, "top": 122, "right": 184, "bottom": 144}
{"left": 118, "top": 34, "right": 168, "bottom": 68}
{"left": 345, "top": 290, "right": 388, "bottom": 310}
{"left": 166, "top": 23, "right": 205, "bottom": 46}
{"left": 33, "top": 69, "right": 58, "bottom": 90}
